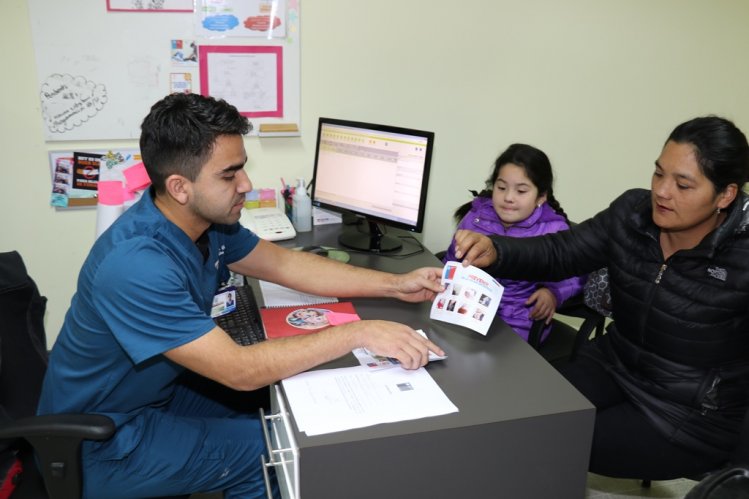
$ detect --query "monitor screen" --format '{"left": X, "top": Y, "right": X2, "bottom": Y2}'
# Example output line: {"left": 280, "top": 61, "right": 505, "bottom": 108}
{"left": 311, "top": 118, "right": 434, "bottom": 252}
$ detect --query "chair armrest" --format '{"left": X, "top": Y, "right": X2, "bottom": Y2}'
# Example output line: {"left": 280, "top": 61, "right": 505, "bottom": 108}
{"left": 0, "top": 413, "right": 115, "bottom": 441}
{"left": 0, "top": 413, "right": 114, "bottom": 499}
{"left": 557, "top": 294, "right": 601, "bottom": 321}
{"left": 527, "top": 319, "right": 544, "bottom": 350}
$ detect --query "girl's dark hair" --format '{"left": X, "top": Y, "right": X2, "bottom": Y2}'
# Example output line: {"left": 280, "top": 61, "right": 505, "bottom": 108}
{"left": 139, "top": 93, "right": 251, "bottom": 194}
{"left": 667, "top": 116, "right": 749, "bottom": 194}
{"left": 453, "top": 143, "right": 569, "bottom": 224}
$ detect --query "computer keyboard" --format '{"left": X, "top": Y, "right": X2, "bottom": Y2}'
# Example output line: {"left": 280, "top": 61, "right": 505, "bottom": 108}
{"left": 214, "top": 285, "right": 267, "bottom": 346}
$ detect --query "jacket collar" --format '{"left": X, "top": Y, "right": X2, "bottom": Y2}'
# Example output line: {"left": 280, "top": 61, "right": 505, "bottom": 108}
{"left": 473, "top": 197, "right": 562, "bottom": 227}
{"left": 706, "top": 192, "right": 749, "bottom": 251}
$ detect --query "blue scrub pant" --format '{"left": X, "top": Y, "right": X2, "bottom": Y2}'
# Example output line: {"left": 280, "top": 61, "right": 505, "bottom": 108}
{"left": 82, "top": 374, "right": 278, "bottom": 498}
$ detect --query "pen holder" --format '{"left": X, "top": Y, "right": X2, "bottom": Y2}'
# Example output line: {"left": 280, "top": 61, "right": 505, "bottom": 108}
{"left": 282, "top": 187, "right": 294, "bottom": 218}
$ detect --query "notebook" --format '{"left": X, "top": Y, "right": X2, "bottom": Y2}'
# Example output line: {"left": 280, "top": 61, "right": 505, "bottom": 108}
{"left": 260, "top": 302, "right": 359, "bottom": 339}
{"left": 259, "top": 280, "right": 338, "bottom": 307}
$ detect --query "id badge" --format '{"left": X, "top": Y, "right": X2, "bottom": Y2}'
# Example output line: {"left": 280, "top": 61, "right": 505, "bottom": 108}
{"left": 210, "top": 287, "right": 237, "bottom": 318}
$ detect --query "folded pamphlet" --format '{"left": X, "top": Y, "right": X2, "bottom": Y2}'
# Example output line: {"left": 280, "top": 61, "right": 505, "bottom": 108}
{"left": 430, "top": 262, "right": 503, "bottom": 335}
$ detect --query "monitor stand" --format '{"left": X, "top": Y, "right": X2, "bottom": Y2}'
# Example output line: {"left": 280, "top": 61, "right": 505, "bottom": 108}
{"left": 338, "top": 219, "right": 402, "bottom": 253}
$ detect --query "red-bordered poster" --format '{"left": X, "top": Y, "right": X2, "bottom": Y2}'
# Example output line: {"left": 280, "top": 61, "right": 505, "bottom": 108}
{"left": 199, "top": 45, "right": 283, "bottom": 118}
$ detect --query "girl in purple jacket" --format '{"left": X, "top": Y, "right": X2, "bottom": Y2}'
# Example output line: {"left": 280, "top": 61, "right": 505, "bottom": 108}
{"left": 443, "top": 143, "right": 584, "bottom": 343}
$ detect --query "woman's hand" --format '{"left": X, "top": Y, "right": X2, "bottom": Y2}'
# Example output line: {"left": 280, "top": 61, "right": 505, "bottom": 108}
{"left": 453, "top": 230, "right": 498, "bottom": 268}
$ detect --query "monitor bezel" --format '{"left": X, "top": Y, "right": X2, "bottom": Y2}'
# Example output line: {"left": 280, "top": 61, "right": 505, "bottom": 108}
{"left": 310, "top": 117, "right": 435, "bottom": 234}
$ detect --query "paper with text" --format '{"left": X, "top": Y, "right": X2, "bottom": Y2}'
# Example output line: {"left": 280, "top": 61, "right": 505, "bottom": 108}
{"left": 281, "top": 366, "right": 458, "bottom": 436}
{"left": 352, "top": 329, "right": 447, "bottom": 371}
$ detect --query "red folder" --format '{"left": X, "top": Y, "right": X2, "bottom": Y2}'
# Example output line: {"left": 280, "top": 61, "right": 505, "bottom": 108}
{"left": 260, "top": 302, "right": 359, "bottom": 339}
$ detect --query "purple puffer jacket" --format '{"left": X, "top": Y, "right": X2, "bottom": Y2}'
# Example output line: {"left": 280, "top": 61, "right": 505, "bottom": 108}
{"left": 443, "top": 197, "right": 585, "bottom": 342}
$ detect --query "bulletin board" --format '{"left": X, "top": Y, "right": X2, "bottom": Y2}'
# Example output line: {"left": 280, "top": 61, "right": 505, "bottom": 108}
{"left": 27, "top": 0, "right": 301, "bottom": 141}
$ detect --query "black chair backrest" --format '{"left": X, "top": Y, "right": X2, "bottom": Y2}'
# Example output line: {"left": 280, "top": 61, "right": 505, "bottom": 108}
{"left": 0, "top": 251, "right": 48, "bottom": 425}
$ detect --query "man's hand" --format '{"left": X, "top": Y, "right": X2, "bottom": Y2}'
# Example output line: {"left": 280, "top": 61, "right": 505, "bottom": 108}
{"left": 453, "top": 230, "right": 498, "bottom": 268}
{"left": 356, "top": 320, "right": 445, "bottom": 370}
{"left": 526, "top": 288, "right": 557, "bottom": 325}
{"left": 390, "top": 267, "right": 444, "bottom": 303}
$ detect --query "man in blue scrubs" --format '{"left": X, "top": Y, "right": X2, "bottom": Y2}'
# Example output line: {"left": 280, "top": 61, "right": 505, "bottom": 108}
{"left": 37, "top": 93, "right": 445, "bottom": 498}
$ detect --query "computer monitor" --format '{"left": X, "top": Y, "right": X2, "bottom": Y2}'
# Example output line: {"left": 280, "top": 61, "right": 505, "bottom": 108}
{"left": 311, "top": 117, "right": 435, "bottom": 253}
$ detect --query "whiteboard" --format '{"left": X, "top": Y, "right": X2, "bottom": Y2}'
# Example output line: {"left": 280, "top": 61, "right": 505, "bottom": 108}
{"left": 27, "top": 1, "right": 300, "bottom": 141}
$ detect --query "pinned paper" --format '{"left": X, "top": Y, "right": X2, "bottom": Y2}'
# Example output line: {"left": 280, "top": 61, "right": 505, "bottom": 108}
{"left": 97, "top": 180, "right": 126, "bottom": 206}
{"left": 123, "top": 162, "right": 151, "bottom": 193}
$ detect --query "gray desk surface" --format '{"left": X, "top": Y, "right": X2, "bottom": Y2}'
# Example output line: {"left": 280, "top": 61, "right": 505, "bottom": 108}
{"left": 260, "top": 224, "right": 594, "bottom": 498}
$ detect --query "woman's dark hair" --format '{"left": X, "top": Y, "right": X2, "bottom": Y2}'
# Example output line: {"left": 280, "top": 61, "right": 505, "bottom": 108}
{"left": 667, "top": 116, "right": 749, "bottom": 194}
{"left": 139, "top": 93, "right": 252, "bottom": 194}
{"left": 453, "top": 143, "right": 569, "bottom": 224}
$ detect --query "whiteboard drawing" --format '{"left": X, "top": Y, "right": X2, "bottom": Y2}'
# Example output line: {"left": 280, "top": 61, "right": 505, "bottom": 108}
{"left": 40, "top": 74, "right": 108, "bottom": 134}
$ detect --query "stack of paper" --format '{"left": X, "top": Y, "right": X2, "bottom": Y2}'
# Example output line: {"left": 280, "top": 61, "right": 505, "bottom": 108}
{"left": 281, "top": 366, "right": 458, "bottom": 436}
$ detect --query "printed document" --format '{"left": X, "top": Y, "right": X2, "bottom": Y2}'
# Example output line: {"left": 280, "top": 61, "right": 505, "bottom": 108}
{"left": 281, "top": 366, "right": 458, "bottom": 436}
{"left": 430, "top": 262, "right": 503, "bottom": 335}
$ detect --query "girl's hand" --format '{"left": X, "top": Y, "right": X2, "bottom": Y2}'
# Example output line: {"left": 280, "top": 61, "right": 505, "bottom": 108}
{"left": 526, "top": 288, "right": 557, "bottom": 324}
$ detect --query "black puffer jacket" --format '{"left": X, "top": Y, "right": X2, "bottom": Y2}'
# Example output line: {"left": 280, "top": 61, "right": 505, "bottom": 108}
{"left": 485, "top": 188, "right": 749, "bottom": 457}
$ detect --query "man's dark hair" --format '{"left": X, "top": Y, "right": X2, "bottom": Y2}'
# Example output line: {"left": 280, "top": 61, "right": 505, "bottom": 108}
{"left": 139, "top": 93, "right": 251, "bottom": 193}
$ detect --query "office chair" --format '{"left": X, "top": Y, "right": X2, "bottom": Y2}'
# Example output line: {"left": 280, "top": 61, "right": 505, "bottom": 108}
{"left": 527, "top": 292, "right": 606, "bottom": 366}
{"left": 0, "top": 250, "right": 115, "bottom": 499}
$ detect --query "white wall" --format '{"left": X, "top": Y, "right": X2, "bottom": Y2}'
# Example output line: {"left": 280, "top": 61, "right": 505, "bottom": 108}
{"left": 3, "top": 0, "right": 749, "bottom": 346}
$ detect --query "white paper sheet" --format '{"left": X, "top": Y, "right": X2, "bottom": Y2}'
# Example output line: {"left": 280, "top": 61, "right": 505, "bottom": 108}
{"left": 281, "top": 366, "right": 458, "bottom": 436}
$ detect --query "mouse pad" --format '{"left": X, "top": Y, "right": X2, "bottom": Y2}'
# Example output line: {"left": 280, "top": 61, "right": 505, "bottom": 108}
{"left": 294, "top": 246, "right": 351, "bottom": 263}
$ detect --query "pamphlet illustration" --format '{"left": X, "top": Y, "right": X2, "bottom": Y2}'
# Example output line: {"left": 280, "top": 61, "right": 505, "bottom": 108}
{"left": 260, "top": 302, "right": 358, "bottom": 339}
{"left": 352, "top": 330, "right": 447, "bottom": 371}
{"left": 430, "top": 262, "right": 503, "bottom": 336}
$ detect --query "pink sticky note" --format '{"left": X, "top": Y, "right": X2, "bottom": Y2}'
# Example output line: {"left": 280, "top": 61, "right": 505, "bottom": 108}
{"left": 97, "top": 180, "right": 126, "bottom": 206}
{"left": 325, "top": 312, "right": 361, "bottom": 326}
{"left": 123, "top": 162, "right": 151, "bottom": 192}
{"left": 259, "top": 188, "right": 276, "bottom": 200}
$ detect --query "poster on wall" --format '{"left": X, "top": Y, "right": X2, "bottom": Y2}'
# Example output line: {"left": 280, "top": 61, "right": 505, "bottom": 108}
{"left": 50, "top": 149, "right": 142, "bottom": 208}
{"left": 199, "top": 45, "right": 283, "bottom": 117}
{"left": 195, "top": 0, "right": 287, "bottom": 38}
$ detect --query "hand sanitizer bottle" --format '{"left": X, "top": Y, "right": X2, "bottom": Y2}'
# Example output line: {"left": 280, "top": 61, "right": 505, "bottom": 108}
{"left": 291, "top": 178, "right": 312, "bottom": 232}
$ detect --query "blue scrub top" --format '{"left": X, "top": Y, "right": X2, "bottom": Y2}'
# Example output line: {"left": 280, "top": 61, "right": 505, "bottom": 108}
{"left": 38, "top": 189, "right": 259, "bottom": 427}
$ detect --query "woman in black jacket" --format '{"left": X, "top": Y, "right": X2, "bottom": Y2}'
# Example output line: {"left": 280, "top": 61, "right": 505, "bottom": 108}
{"left": 450, "top": 116, "right": 749, "bottom": 480}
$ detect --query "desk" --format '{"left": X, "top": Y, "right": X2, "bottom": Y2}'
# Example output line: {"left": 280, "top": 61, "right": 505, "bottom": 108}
{"left": 258, "top": 225, "right": 594, "bottom": 499}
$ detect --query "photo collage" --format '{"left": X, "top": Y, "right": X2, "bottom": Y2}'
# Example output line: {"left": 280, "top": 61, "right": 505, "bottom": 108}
{"left": 430, "top": 262, "right": 503, "bottom": 336}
